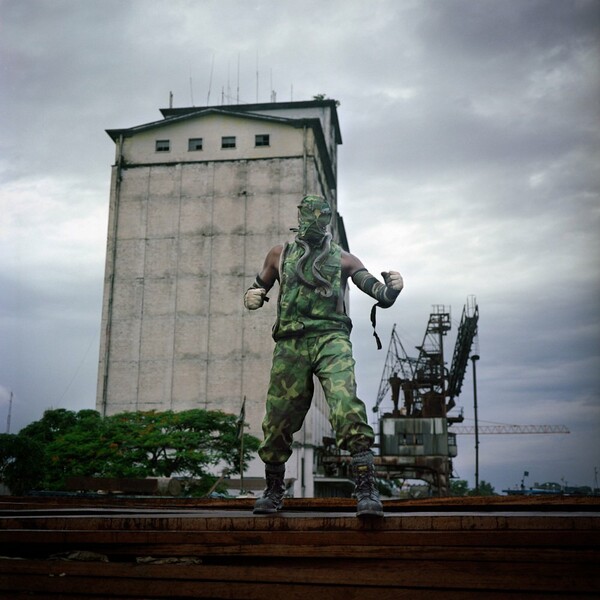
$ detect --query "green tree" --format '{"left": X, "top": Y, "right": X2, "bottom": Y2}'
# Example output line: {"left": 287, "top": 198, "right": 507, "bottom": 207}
{"left": 13, "top": 408, "right": 260, "bottom": 493}
{"left": 99, "top": 409, "right": 258, "bottom": 480}
{"left": 0, "top": 434, "right": 45, "bottom": 495}
{"left": 450, "top": 479, "right": 469, "bottom": 497}
{"left": 19, "top": 408, "right": 83, "bottom": 443}
{"left": 44, "top": 410, "right": 111, "bottom": 489}
{"left": 450, "top": 479, "right": 496, "bottom": 497}
{"left": 468, "top": 480, "right": 496, "bottom": 496}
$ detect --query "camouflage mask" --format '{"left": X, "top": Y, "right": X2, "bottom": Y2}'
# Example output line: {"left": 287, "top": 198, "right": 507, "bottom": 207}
{"left": 295, "top": 195, "right": 332, "bottom": 245}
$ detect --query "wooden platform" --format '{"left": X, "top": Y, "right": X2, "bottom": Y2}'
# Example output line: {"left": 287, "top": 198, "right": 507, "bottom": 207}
{"left": 1, "top": 495, "right": 599, "bottom": 598}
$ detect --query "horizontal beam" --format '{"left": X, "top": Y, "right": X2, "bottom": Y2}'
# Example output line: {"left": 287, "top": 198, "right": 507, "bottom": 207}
{"left": 451, "top": 425, "right": 570, "bottom": 434}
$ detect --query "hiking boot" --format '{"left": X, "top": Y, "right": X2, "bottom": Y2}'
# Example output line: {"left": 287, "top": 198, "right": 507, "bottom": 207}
{"left": 253, "top": 463, "right": 286, "bottom": 514}
{"left": 352, "top": 451, "right": 384, "bottom": 517}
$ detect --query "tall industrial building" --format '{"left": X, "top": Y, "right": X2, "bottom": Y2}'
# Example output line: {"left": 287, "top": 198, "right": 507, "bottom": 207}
{"left": 96, "top": 99, "right": 346, "bottom": 496}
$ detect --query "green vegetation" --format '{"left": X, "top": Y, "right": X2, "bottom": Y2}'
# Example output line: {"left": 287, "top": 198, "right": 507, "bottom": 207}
{"left": 450, "top": 479, "right": 496, "bottom": 497}
{"left": 0, "top": 408, "right": 259, "bottom": 496}
{"left": 0, "top": 433, "right": 45, "bottom": 495}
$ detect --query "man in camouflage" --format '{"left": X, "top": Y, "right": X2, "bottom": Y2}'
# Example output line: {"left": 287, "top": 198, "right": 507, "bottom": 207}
{"left": 244, "top": 195, "right": 404, "bottom": 516}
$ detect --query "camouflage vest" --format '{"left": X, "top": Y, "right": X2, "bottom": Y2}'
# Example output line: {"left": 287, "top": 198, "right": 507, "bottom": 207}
{"left": 272, "top": 241, "right": 352, "bottom": 340}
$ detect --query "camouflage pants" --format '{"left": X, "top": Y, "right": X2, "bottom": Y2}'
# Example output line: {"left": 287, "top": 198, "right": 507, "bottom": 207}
{"left": 258, "top": 331, "right": 374, "bottom": 464}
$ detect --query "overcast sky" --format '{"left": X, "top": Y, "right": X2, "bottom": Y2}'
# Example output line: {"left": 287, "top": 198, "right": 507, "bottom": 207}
{"left": 1, "top": 0, "right": 599, "bottom": 493}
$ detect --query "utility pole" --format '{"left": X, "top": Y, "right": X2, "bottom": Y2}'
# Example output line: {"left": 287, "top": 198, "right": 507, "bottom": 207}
{"left": 239, "top": 423, "right": 245, "bottom": 494}
{"left": 471, "top": 354, "right": 480, "bottom": 493}
{"left": 5, "top": 391, "right": 13, "bottom": 434}
{"left": 237, "top": 397, "right": 246, "bottom": 495}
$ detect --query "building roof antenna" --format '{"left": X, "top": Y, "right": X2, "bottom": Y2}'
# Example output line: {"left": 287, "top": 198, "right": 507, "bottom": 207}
{"left": 207, "top": 53, "right": 215, "bottom": 106}
{"left": 270, "top": 69, "right": 276, "bottom": 103}
{"left": 227, "top": 60, "right": 231, "bottom": 105}
{"left": 5, "top": 390, "right": 12, "bottom": 434}
{"left": 255, "top": 49, "right": 259, "bottom": 103}
{"left": 237, "top": 52, "right": 240, "bottom": 104}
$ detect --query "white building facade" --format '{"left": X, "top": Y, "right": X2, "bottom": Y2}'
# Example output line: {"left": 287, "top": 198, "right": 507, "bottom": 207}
{"left": 97, "top": 100, "right": 347, "bottom": 496}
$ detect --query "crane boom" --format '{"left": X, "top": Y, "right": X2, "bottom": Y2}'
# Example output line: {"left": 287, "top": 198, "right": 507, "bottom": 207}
{"left": 451, "top": 424, "right": 570, "bottom": 434}
{"left": 447, "top": 299, "right": 479, "bottom": 400}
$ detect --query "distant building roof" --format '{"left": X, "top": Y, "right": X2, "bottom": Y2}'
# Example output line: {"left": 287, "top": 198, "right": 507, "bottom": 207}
{"left": 106, "top": 99, "right": 341, "bottom": 143}
{"left": 159, "top": 99, "right": 342, "bottom": 144}
{"left": 105, "top": 99, "right": 342, "bottom": 190}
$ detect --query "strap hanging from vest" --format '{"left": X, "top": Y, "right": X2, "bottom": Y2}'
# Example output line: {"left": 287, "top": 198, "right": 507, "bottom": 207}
{"left": 370, "top": 304, "right": 382, "bottom": 350}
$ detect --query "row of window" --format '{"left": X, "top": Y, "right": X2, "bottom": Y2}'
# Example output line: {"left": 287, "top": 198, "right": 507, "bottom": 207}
{"left": 155, "top": 134, "right": 270, "bottom": 153}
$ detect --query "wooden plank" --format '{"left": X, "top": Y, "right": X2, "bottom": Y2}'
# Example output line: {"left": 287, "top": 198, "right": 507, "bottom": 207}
{"left": 1, "top": 497, "right": 598, "bottom": 598}
{"left": 0, "top": 558, "right": 598, "bottom": 595}
{"left": 5, "top": 574, "right": 590, "bottom": 600}
{"left": 66, "top": 477, "right": 158, "bottom": 493}
{"left": 4, "top": 591, "right": 586, "bottom": 600}
{"left": 1, "top": 528, "right": 598, "bottom": 550}
{"left": 2, "top": 494, "right": 599, "bottom": 511}
{"left": 0, "top": 575, "right": 432, "bottom": 600}
{"left": 1, "top": 511, "right": 598, "bottom": 532}
{"left": 0, "top": 557, "right": 596, "bottom": 594}
{"left": 0, "top": 546, "right": 600, "bottom": 591}
{"left": 4, "top": 542, "right": 599, "bottom": 564}
{"left": 3, "top": 535, "right": 599, "bottom": 574}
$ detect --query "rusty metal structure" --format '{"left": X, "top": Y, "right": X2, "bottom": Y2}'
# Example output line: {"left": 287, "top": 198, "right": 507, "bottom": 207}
{"left": 371, "top": 298, "right": 480, "bottom": 496}
{"left": 316, "top": 295, "right": 569, "bottom": 497}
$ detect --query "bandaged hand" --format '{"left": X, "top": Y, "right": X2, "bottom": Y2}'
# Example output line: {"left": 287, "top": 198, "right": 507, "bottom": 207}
{"left": 382, "top": 271, "right": 404, "bottom": 292}
{"left": 244, "top": 287, "right": 266, "bottom": 310}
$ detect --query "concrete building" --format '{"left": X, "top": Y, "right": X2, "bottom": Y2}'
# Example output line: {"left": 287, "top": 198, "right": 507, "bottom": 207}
{"left": 97, "top": 99, "right": 347, "bottom": 496}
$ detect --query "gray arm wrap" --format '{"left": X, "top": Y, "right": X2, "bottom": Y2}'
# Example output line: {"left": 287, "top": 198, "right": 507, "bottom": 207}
{"left": 246, "top": 274, "right": 271, "bottom": 293}
{"left": 352, "top": 269, "right": 399, "bottom": 308}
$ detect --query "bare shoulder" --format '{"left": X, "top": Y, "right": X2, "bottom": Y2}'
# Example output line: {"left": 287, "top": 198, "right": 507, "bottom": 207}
{"left": 341, "top": 250, "right": 366, "bottom": 278}
{"left": 267, "top": 244, "right": 285, "bottom": 260}
{"left": 264, "top": 244, "right": 284, "bottom": 269}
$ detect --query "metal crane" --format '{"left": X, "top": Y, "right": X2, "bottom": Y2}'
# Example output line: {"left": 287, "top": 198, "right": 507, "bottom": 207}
{"left": 374, "top": 298, "right": 479, "bottom": 418}
{"left": 447, "top": 298, "right": 479, "bottom": 409}
{"left": 451, "top": 424, "right": 570, "bottom": 434}
{"left": 369, "top": 299, "right": 480, "bottom": 495}
{"left": 371, "top": 298, "right": 570, "bottom": 496}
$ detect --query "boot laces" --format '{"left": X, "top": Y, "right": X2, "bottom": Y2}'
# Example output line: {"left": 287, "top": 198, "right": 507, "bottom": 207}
{"left": 354, "top": 464, "right": 378, "bottom": 500}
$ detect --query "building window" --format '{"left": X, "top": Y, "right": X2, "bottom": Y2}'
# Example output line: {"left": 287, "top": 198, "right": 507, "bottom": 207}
{"left": 255, "top": 134, "right": 270, "bottom": 147}
{"left": 155, "top": 139, "right": 170, "bottom": 152}
{"left": 188, "top": 138, "right": 203, "bottom": 151}
{"left": 221, "top": 136, "right": 236, "bottom": 149}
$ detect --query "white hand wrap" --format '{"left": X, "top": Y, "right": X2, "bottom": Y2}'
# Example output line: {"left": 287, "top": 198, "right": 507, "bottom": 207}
{"left": 244, "top": 287, "right": 266, "bottom": 310}
{"left": 383, "top": 271, "right": 404, "bottom": 292}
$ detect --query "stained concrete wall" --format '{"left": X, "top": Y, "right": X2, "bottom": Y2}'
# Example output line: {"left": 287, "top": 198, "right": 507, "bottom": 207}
{"left": 98, "top": 159, "right": 305, "bottom": 431}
